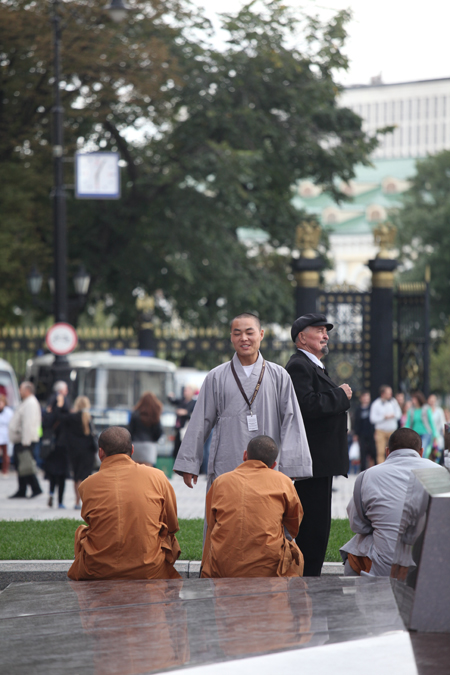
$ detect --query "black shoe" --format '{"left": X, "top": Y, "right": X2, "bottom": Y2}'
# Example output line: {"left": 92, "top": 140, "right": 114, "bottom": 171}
{"left": 8, "top": 492, "right": 27, "bottom": 499}
{"left": 48, "top": 495, "right": 53, "bottom": 507}
{"left": 29, "top": 489, "right": 43, "bottom": 498}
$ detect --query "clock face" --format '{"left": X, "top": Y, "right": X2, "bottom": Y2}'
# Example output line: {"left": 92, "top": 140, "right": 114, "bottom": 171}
{"left": 45, "top": 323, "right": 78, "bottom": 355}
{"left": 75, "top": 152, "right": 120, "bottom": 199}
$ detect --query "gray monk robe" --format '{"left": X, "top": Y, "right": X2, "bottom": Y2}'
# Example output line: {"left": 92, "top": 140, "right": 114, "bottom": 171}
{"left": 173, "top": 353, "right": 312, "bottom": 486}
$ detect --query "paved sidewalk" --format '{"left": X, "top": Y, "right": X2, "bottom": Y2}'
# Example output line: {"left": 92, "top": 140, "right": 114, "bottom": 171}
{"left": 0, "top": 470, "right": 356, "bottom": 521}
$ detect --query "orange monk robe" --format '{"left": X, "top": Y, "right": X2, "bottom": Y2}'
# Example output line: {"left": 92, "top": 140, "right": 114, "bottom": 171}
{"left": 68, "top": 454, "right": 181, "bottom": 580}
{"left": 201, "top": 459, "right": 304, "bottom": 578}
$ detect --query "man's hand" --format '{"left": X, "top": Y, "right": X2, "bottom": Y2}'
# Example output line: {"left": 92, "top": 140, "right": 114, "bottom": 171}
{"left": 339, "top": 383, "right": 352, "bottom": 399}
{"left": 384, "top": 413, "right": 395, "bottom": 420}
{"left": 183, "top": 473, "right": 198, "bottom": 488}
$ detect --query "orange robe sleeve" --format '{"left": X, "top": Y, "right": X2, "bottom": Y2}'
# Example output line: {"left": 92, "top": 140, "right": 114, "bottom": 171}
{"left": 160, "top": 479, "right": 181, "bottom": 565}
{"left": 201, "top": 481, "right": 217, "bottom": 578}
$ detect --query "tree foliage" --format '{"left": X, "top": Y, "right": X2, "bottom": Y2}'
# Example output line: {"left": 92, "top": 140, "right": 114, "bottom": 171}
{"left": 0, "top": 0, "right": 377, "bottom": 327}
{"left": 396, "top": 150, "right": 450, "bottom": 326}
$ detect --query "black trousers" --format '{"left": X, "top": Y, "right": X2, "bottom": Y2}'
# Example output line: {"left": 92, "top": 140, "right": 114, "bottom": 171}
{"left": 49, "top": 475, "right": 66, "bottom": 505}
{"left": 295, "top": 476, "right": 333, "bottom": 577}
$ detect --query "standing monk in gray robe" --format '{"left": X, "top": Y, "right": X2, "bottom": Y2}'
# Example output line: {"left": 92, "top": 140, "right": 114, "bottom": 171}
{"left": 173, "top": 313, "right": 312, "bottom": 496}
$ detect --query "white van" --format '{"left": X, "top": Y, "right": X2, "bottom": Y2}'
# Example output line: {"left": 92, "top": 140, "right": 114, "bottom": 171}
{"left": 0, "top": 357, "right": 20, "bottom": 408}
{"left": 26, "top": 351, "right": 177, "bottom": 457}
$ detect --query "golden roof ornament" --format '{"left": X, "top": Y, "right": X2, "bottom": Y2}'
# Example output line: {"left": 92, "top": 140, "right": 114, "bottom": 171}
{"left": 135, "top": 293, "right": 155, "bottom": 313}
{"left": 373, "top": 221, "right": 397, "bottom": 259}
{"left": 296, "top": 220, "right": 321, "bottom": 258}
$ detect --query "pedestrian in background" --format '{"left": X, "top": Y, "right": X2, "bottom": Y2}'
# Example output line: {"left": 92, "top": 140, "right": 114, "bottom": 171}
{"left": 171, "top": 385, "right": 196, "bottom": 459}
{"left": 405, "top": 391, "right": 438, "bottom": 459}
{"left": 129, "top": 392, "right": 163, "bottom": 467}
{"left": 352, "top": 391, "right": 376, "bottom": 471}
{"left": 8, "top": 382, "right": 42, "bottom": 498}
{"left": 55, "top": 394, "right": 97, "bottom": 509}
{"left": 43, "top": 387, "right": 71, "bottom": 508}
{"left": 369, "top": 385, "right": 402, "bottom": 464}
{"left": 427, "top": 394, "right": 446, "bottom": 462}
{"left": 0, "top": 394, "right": 14, "bottom": 476}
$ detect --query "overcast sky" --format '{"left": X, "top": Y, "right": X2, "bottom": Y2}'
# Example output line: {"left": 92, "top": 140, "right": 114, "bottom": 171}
{"left": 194, "top": 0, "right": 450, "bottom": 86}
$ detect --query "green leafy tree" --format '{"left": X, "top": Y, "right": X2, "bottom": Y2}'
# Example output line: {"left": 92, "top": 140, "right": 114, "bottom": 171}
{"left": 1, "top": 0, "right": 377, "bottom": 327}
{"left": 396, "top": 150, "right": 450, "bottom": 326}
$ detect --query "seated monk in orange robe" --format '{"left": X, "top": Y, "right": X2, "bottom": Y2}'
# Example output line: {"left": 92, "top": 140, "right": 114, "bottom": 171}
{"left": 68, "top": 426, "right": 181, "bottom": 581}
{"left": 201, "top": 435, "right": 304, "bottom": 578}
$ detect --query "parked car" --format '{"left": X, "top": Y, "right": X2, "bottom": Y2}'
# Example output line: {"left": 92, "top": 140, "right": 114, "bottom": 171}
{"left": 0, "top": 358, "right": 20, "bottom": 409}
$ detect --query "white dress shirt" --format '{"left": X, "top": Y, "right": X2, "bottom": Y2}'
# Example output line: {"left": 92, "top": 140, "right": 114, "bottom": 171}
{"left": 298, "top": 349, "right": 324, "bottom": 369}
{"left": 369, "top": 397, "right": 402, "bottom": 432}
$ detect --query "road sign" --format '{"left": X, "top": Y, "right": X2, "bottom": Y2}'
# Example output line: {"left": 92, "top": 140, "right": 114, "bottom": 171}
{"left": 45, "top": 323, "right": 78, "bottom": 355}
{"left": 75, "top": 152, "right": 120, "bottom": 199}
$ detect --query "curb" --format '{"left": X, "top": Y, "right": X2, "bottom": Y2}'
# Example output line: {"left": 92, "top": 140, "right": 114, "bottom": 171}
{"left": 0, "top": 560, "right": 344, "bottom": 588}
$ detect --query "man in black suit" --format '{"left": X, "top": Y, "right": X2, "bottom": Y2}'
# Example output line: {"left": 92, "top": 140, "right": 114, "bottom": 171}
{"left": 285, "top": 313, "right": 352, "bottom": 576}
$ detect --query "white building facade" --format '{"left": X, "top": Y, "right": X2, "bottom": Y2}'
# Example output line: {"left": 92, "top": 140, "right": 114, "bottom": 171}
{"left": 340, "top": 77, "right": 450, "bottom": 160}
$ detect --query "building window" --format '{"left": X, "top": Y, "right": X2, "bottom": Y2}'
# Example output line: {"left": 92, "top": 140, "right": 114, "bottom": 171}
{"left": 408, "top": 127, "right": 412, "bottom": 146}
{"left": 417, "top": 99, "right": 421, "bottom": 120}
{"left": 443, "top": 123, "right": 446, "bottom": 143}
{"left": 408, "top": 99, "right": 412, "bottom": 120}
{"left": 434, "top": 124, "right": 438, "bottom": 144}
{"left": 399, "top": 100, "right": 404, "bottom": 121}
{"left": 443, "top": 97, "right": 447, "bottom": 117}
{"left": 425, "top": 125, "right": 428, "bottom": 144}
{"left": 435, "top": 97, "right": 439, "bottom": 117}
{"left": 375, "top": 103, "right": 378, "bottom": 124}
{"left": 417, "top": 126, "right": 421, "bottom": 145}
{"left": 425, "top": 98, "right": 429, "bottom": 118}
{"left": 399, "top": 127, "right": 403, "bottom": 147}
{"left": 384, "top": 101, "right": 387, "bottom": 122}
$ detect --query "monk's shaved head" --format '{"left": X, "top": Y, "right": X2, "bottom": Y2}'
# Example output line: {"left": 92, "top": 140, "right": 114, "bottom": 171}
{"left": 230, "top": 312, "right": 261, "bottom": 330}
{"left": 246, "top": 435, "right": 278, "bottom": 467}
{"left": 98, "top": 426, "right": 133, "bottom": 457}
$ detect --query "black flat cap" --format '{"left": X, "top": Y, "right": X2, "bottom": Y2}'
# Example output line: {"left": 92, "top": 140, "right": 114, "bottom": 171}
{"left": 291, "top": 313, "right": 334, "bottom": 342}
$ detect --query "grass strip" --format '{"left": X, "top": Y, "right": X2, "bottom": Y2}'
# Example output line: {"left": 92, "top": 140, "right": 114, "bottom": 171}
{"left": 0, "top": 518, "right": 352, "bottom": 563}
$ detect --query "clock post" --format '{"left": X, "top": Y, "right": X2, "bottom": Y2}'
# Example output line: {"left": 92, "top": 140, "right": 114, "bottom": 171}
{"left": 51, "top": 0, "right": 70, "bottom": 386}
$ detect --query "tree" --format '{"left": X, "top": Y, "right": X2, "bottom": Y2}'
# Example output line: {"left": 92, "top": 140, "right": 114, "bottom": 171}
{"left": 0, "top": 0, "right": 377, "bottom": 327}
{"left": 0, "top": 0, "right": 202, "bottom": 322}
{"left": 396, "top": 150, "right": 450, "bottom": 326}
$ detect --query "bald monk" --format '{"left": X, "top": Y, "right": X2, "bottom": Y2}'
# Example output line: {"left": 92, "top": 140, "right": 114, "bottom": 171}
{"left": 68, "top": 426, "right": 181, "bottom": 580}
{"left": 201, "top": 435, "right": 304, "bottom": 578}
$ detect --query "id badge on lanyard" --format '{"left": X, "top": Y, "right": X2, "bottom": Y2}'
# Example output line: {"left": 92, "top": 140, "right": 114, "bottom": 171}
{"left": 231, "top": 358, "right": 266, "bottom": 433}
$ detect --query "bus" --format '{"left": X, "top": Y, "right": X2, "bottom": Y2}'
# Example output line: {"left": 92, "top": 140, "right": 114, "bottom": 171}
{"left": 26, "top": 351, "right": 177, "bottom": 457}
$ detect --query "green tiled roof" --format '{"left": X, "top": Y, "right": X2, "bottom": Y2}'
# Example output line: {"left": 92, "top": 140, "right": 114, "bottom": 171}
{"left": 293, "top": 157, "right": 417, "bottom": 236}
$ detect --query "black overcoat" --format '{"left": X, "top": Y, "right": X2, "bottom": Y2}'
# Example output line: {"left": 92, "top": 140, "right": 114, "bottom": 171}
{"left": 285, "top": 350, "right": 350, "bottom": 478}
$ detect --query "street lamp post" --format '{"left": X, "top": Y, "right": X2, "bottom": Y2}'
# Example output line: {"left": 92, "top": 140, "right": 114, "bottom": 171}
{"left": 48, "top": 0, "right": 129, "bottom": 383}
{"left": 50, "top": 0, "right": 69, "bottom": 383}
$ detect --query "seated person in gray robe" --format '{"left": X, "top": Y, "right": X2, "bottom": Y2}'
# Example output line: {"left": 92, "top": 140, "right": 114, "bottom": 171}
{"left": 340, "top": 427, "right": 442, "bottom": 577}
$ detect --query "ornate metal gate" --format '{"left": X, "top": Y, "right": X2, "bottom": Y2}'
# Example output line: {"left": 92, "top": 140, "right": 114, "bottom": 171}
{"left": 317, "top": 290, "right": 371, "bottom": 396}
{"left": 395, "top": 282, "right": 429, "bottom": 394}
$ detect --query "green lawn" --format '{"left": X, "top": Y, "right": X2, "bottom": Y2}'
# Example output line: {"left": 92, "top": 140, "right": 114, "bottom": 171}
{"left": 0, "top": 518, "right": 352, "bottom": 562}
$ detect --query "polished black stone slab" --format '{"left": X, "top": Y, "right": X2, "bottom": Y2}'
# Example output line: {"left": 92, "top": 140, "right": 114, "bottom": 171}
{"left": 391, "top": 467, "right": 450, "bottom": 632}
{"left": 0, "top": 576, "right": 408, "bottom": 675}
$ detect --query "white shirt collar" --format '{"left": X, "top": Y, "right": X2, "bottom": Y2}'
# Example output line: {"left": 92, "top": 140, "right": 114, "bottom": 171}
{"left": 298, "top": 348, "right": 324, "bottom": 369}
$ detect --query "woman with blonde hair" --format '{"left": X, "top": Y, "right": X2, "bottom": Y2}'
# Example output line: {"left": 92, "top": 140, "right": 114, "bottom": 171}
{"left": 129, "top": 391, "right": 163, "bottom": 466}
{"left": 56, "top": 394, "right": 97, "bottom": 509}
